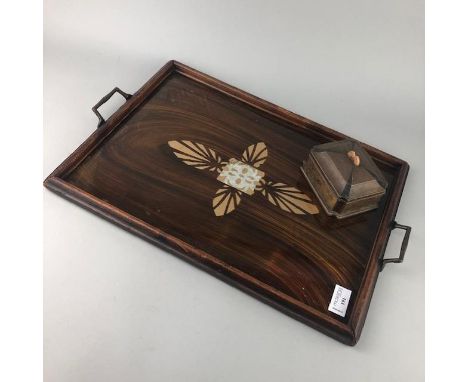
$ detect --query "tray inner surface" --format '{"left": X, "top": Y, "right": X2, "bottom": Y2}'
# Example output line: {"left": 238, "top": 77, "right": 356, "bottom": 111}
{"left": 64, "top": 72, "right": 395, "bottom": 323}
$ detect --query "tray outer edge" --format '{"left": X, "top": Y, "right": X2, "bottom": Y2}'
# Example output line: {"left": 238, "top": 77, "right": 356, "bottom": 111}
{"left": 44, "top": 60, "right": 410, "bottom": 345}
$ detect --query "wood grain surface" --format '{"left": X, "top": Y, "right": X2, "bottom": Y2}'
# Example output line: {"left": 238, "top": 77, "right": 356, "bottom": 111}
{"left": 44, "top": 61, "right": 409, "bottom": 344}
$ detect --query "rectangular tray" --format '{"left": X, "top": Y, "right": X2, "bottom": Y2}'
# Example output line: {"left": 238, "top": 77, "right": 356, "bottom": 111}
{"left": 44, "top": 60, "right": 410, "bottom": 345}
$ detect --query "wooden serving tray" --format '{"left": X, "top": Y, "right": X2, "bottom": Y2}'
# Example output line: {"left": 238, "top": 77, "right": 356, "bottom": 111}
{"left": 44, "top": 60, "right": 410, "bottom": 345}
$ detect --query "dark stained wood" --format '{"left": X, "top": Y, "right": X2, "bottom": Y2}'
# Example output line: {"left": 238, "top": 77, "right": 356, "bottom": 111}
{"left": 44, "top": 61, "right": 409, "bottom": 345}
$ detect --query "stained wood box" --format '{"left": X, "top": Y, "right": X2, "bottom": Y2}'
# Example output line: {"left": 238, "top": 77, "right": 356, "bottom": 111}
{"left": 301, "top": 140, "right": 389, "bottom": 219}
{"left": 44, "top": 60, "right": 411, "bottom": 345}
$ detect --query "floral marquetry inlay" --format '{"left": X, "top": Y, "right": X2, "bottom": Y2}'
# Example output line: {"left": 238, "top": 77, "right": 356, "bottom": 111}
{"left": 168, "top": 140, "right": 319, "bottom": 217}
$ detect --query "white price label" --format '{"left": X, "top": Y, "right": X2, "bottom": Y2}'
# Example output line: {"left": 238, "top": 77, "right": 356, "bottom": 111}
{"left": 328, "top": 284, "right": 352, "bottom": 317}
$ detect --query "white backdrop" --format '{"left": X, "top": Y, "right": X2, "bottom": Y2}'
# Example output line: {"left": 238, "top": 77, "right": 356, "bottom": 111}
{"left": 44, "top": 1, "right": 424, "bottom": 381}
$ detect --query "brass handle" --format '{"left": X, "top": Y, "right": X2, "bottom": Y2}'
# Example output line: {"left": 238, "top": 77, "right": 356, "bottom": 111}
{"left": 92, "top": 87, "right": 132, "bottom": 128}
{"left": 380, "top": 221, "right": 412, "bottom": 271}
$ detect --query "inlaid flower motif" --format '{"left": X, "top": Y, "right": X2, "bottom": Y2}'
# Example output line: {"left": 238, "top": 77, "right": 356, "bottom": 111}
{"left": 168, "top": 140, "right": 319, "bottom": 217}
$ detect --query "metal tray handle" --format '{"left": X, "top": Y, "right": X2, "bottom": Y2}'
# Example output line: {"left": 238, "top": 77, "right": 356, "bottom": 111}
{"left": 380, "top": 221, "right": 412, "bottom": 271}
{"left": 92, "top": 87, "right": 132, "bottom": 128}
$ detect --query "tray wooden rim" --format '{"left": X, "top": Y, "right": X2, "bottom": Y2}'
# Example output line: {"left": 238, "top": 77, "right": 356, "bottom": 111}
{"left": 44, "top": 60, "right": 409, "bottom": 345}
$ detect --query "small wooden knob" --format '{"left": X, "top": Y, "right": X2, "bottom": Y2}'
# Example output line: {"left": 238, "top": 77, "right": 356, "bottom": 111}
{"left": 347, "top": 150, "right": 360, "bottom": 166}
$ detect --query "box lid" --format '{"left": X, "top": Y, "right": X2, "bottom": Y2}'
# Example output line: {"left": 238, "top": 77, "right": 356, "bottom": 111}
{"left": 311, "top": 140, "right": 388, "bottom": 201}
